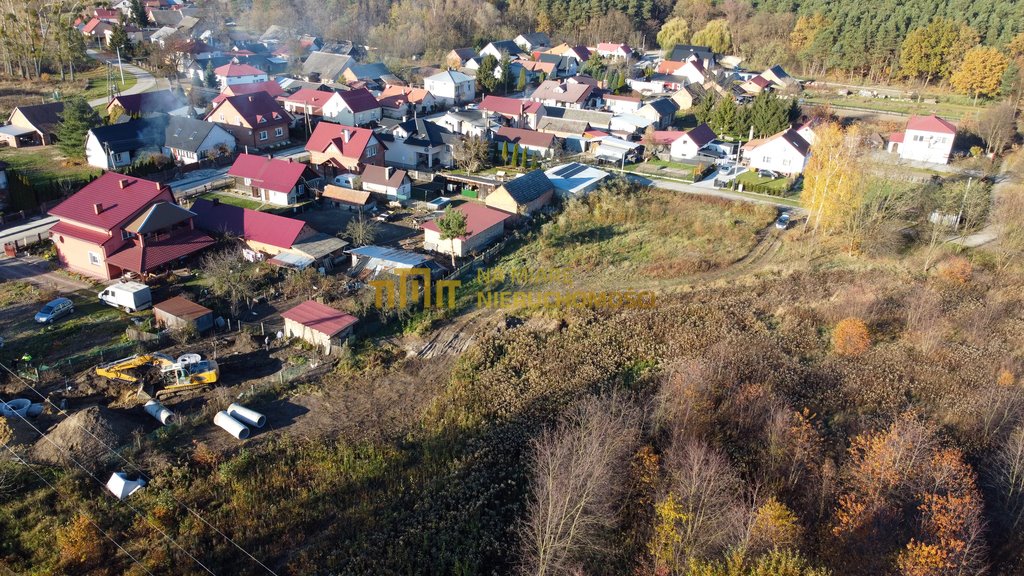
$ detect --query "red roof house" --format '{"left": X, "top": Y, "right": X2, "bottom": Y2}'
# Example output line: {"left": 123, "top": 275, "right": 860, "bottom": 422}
{"left": 421, "top": 202, "right": 511, "bottom": 257}
{"left": 888, "top": 115, "right": 958, "bottom": 164}
{"left": 212, "top": 81, "right": 286, "bottom": 104}
{"left": 48, "top": 173, "right": 212, "bottom": 280}
{"left": 280, "top": 88, "right": 339, "bottom": 117}
{"left": 304, "top": 122, "right": 384, "bottom": 173}
{"left": 214, "top": 63, "right": 269, "bottom": 86}
{"left": 226, "top": 154, "right": 318, "bottom": 206}
{"left": 332, "top": 87, "right": 383, "bottom": 126}
{"left": 282, "top": 300, "right": 358, "bottom": 351}
{"left": 190, "top": 197, "right": 314, "bottom": 253}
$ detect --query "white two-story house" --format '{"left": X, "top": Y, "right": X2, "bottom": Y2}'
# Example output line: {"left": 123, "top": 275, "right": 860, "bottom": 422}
{"left": 887, "top": 115, "right": 956, "bottom": 165}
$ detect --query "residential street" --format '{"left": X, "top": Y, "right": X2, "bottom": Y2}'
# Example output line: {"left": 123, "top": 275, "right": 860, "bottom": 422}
{"left": 85, "top": 49, "right": 165, "bottom": 108}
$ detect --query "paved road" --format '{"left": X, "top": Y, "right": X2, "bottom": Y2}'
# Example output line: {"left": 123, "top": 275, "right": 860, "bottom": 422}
{"left": 0, "top": 216, "right": 58, "bottom": 248}
{"left": 85, "top": 49, "right": 162, "bottom": 108}
{"left": 622, "top": 172, "right": 801, "bottom": 210}
{"left": 0, "top": 256, "right": 91, "bottom": 292}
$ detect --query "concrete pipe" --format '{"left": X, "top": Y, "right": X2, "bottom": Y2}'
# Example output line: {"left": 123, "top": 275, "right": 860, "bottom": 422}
{"left": 2, "top": 399, "right": 30, "bottom": 418}
{"left": 143, "top": 400, "right": 175, "bottom": 425}
{"left": 27, "top": 403, "right": 43, "bottom": 417}
{"left": 214, "top": 411, "right": 250, "bottom": 440}
{"left": 227, "top": 403, "right": 266, "bottom": 428}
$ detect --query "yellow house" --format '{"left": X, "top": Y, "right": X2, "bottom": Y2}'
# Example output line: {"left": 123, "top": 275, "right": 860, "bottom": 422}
{"left": 484, "top": 170, "right": 556, "bottom": 219}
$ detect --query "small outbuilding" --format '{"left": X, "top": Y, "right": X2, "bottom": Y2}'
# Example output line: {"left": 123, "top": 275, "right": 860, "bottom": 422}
{"left": 153, "top": 296, "right": 214, "bottom": 333}
{"left": 281, "top": 300, "right": 358, "bottom": 354}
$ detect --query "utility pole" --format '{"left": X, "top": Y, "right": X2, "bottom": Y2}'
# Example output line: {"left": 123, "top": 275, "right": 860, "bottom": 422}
{"left": 116, "top": 47, "right": 125, "bottom": 84}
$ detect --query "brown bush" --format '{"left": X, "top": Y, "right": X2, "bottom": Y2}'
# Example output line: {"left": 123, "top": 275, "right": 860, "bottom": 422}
{"left": 832, "top": 317, "right": 871, "bottom": 357}
{"left": 937, "top": 256, "right": 973, "bottom": 285}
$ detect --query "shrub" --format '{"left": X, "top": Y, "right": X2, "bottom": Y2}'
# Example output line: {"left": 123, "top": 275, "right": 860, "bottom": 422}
{"left": 936, "top": 256, "right": 973, "bottom": 285}
{"left": 832, "top": 317, "right": 870, "bottom": 357}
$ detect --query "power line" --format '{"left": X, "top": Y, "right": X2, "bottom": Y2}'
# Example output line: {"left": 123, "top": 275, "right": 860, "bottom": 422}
{"left": 0, "top": 397, "right": 217, "bottom": 575}
{"left": 0, "top": 442, "right": 156, "bottom": 576}
{"left": 0, "top": 361, "right": 279, "bottom": 575}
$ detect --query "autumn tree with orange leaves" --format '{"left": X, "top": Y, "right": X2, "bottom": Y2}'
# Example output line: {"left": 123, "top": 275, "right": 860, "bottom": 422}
{"left": 832, "top": 317, "right": 871, "bottom": 357}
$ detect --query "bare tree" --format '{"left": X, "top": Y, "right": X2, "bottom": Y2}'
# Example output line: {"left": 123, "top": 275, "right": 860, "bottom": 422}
{"left": 991, "top": 424, "right": 1024, "bottom": 531}
{"left": 201, "top": 247, "right": 260, "bottom": 317}
{"left": 976, "top": 101, "right": 1018, "bottom": 156}
{"left": 345, "top": 212, "right": 380, "bottom": 246}
{"left": 520, "top": 395, "right": 641, "bottom": 576}
{"left": 656, "top": 438, "right": 748, "bottom": 567}
{"left": 452, "top": 135, "right": 491, "bottom": 173}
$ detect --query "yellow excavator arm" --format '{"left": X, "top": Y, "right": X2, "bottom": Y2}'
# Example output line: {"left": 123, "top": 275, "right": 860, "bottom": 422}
{"left": 95, "top": 353, "right": 174, "bottom": 383}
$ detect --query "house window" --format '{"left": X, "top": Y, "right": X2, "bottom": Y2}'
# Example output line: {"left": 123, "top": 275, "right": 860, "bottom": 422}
{"left": 121, "top": 230, "right": 136, "bottom": 240}
{"left": 259, "top": 130, "right": 268, "bottom": 141}
{"left": 366, "top": 144, "right": 377, "bottom": 156}
{"left": 274, "top": 127, "right": 284, "bottom": 137}
{"left": 219, "top": 114, "right": 225, "bottom": 122}
{"left": 762, "top": 156, "right": 771, "bottom": 163}
{"left": 88, "top": 251, "right": 100, "bottom": 266}
{"left": 782, "top": 159, "right": 791, "bottom": 167}
{"left": 913, "top": 135, "right": 924, "bottom": 142}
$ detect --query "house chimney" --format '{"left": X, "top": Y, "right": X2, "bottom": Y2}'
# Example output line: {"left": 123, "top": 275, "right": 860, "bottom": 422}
{"left": 343, "top": 129, "right": 350, "bottom": 142}
{"left": 386, "top": 166, "right": 394, "bottom": 178}
{"left": 93, "top": 203, "right": 103, "bottom": 214}
{"left": 248, "top": 95, "right": 254, "bottom": 102}
{"left": 155, "top": 181, "right": 161, "bottom": 191}
{"left": 118, "top": 178, "right": 128, "bottom": 189}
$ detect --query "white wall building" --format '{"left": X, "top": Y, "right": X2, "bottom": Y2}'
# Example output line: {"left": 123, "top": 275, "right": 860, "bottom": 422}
{"left": 742, "top": 128, "right": 811, "bottom": 175}
{"left": 887, "top": 115, "right": 957, "bottom": 165}
{"left": 424, "top": 70, "right": 476, "bottom": 107}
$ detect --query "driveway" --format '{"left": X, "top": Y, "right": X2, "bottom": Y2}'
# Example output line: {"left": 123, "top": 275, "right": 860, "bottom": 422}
{"left": 85, "top": 49, "right": 163, "bottom": 108}
{"left": 0, "top": 256, "right": 92, "bottom": 293}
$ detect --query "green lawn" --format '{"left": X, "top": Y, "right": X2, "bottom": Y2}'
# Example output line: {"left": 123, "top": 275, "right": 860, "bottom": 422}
{"left": 0, "top": 146, "right": 101, "bottom": 184}
{"left": 80, "top": 65, "right": 137, "bottom": 102}
{"left": 802, "top": 92, "right": 986, "bottom": 121}
{"left": 198, "top": 192, "right": 266, "bottom": 210}
{"left": 735, "top": 170, "right": 793, "bottom": 194}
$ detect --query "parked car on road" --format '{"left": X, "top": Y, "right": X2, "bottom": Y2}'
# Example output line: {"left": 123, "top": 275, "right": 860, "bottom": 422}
{"left": 775, "top": 212, "right": 791, "bottom": 230}
{"left": 758, "top": 169, "right": 780, "bottom": 179}
{"left": 35, "top": 297, "right": 74, "bottom": 324}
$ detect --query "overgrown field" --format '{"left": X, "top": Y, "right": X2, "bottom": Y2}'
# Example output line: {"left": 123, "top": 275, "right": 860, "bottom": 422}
{"left": 2, "top": 184, "right": 1024, "bottom": 576}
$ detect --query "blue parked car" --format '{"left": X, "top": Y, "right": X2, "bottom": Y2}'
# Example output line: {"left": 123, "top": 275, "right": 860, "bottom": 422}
{"left": 35, "top": 297, "right": 74, "bottom": 324}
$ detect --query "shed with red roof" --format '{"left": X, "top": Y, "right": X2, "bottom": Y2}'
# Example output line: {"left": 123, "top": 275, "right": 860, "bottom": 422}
{"left": 421, "top": 202, "right": 511, "bottom": 257}
{"left": 281, "top": 300, "right": 358, "bottom": 353}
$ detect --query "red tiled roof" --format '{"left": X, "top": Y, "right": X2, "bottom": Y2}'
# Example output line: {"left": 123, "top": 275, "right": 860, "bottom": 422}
{"left": 597, "top": 42, "right": 631, "bottom": 54}
{"left": 479, "top": 95, "right": 543, "bottom": 117}
{"left": 494, "top": 126, "right": 555, "bottom": 149}
{"left": 49, "top": 221, "right": 113, "bottom": 246}
{"left": 604, "top": 94, "right": 641, "bottom": 102}
{"left": 684, "top": 123, "right": 717, "bottom": 148}
{"left": 376, "top": 86, "right": 432, "bottom": 109}
{"left": 656, "top": 60, "right": 687, "bottom": 74}
{"left": 281, "top": 88, "right": 337, "bottom": 114}
{"left": 889, "top": 132, "right": 904, "bottom": 143}
{"left": 336, "top": 87, "right": 380, "bottom": 114}
{"left": 106, "top": 228, "right": 215, "bottom": 273}
{"left": 94, "top": 8, "right": 120, "bottom": 21}
{"left": 281, "top": 300, "right": 358, "bottom": 337}
{"left": 227, "top": 154, "right": 308, "bottom": 193}
{"left": 305, "top": 122, "right": 374, "bottom": 160}
{"left": 82, "top": 18, "right": 103, "bottom": 34}
{"left": 212, "top": 81, "right": 285, "bottom": 103}
{"left": 190, "top": 198, "right": 307, "bottom": 249}
{"left": 652, "top": 130, "right": 683, "bottom": 145}
{"left": 907, "top": 115, "right": 956, "bottom": 134}
{"left": 215, "top": 63, "right": 265, "bottom": 77}
{"left": 421, "top": 202, "right": 511, "bottom": 240}
{"left": 49, "top": 173, "right": 169, "bottom": 231}
{"left": 206, "top": 92, "right": 289, "bottom": 127}
{"left": 750, "top": 75, "right": 771, "bottom": 88}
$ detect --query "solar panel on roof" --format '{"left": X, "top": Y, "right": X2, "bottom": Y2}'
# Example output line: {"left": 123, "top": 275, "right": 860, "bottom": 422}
{"left": 557, "top": 163, "right": 589, "bottom": 178}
